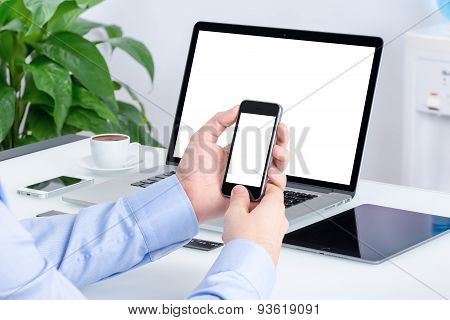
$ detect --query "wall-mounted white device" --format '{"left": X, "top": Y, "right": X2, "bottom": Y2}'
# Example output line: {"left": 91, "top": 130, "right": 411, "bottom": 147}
{"left": 403, "top": 25, "right": 450, "bottom": 191}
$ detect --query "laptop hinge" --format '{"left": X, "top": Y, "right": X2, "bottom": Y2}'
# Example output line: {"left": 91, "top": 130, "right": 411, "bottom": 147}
{"left": 166, "top": 160, "right": 178, "bottom": 166}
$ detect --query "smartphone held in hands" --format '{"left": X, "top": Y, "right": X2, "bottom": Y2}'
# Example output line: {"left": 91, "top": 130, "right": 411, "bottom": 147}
{"left": 222, "top": 100, "right": 282, "bottom": 201}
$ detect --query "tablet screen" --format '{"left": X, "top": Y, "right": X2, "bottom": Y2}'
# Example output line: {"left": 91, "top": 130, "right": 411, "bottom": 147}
{"left": 283, "top": 204, "right": 450, "bottom": 263}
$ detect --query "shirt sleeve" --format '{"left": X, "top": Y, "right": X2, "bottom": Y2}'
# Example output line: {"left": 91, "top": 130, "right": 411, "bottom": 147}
{"left": 186, "top": 239, "right": 276, "bottom": 300}
{"left": 0, "top": 184, "right": 85, "bottom": 299}
{"left": 21, "top": 175, "right": 199, "bottom": 289}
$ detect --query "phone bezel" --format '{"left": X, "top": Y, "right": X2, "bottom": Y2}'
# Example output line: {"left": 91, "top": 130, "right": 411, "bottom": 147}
{"left": 221, "top": 100, "right": 281, "bottom": 200}
{"left": 17, "top": 176, "right": 94, "bottom": 198}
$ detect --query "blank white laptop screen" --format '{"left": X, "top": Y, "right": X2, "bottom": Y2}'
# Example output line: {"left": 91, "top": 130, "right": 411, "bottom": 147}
{"left": 174, "top": 30, "right": 375, "bottom": 185}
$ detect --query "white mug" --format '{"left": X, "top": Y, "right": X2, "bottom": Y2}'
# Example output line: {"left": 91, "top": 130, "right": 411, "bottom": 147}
{"left": 90, "top": 134, "right": 139, "bottom": 169}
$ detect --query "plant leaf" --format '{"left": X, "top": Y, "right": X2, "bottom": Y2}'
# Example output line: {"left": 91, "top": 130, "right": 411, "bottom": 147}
{"left": 104, "top": 24, "right": 122, "bottom": 38}
{"left": 107, "top": 37, "right": 154, "bottom": 82}
{"left": 26, "top": 105, "right": 57, "bottom": 140}
{"left": 47, "top": 1, "right": 84, "bottom": 34}
{"left": 65, "top": 106, "right": 113, "bottom": 133}
{"left": 66, "top": 17, "right": 121, "bottom": 38}
{"left": 117, "top": 101, "right": 164, "bottom": 147}
{"left": 0, "top": 18, "right": 24, "bottom": 32}
{"left": 23, "top": 76, "right": 53, "bottom": 106}
{"left": 112, "top": 80, "right": 121, "bottom": 90}
{"left": 138, "top": 125, "right": 164, "bottom": 147}
{"left": 24, "top": 56, "right": 72, "bottom": 134}
{"left": 117, "top": 102, "right": 145, "bottom": 143}
{"left": 75, "top": 0, "right": 103, "bottom": 8}
{"left": 0, "top": 63, "right": 7, "bottom": 84}
{"left": 0, "top": 84, "right": 15, "bottom": 142}
{"left": 16, "top": 135, "right": 38, "bottom": 147}
{"left": 62, "top": 123, "right": 79, "bottom": 135}
{"left": 72, "top": 84, "right": 118, "bottom": 125}
{"left": 68, "top": 17, "right": 102, "bottom": 35}
{"left": 118, "top": 101, "right": 142, "bottom": 124}
{"left": 0, "top": 1, "right": 10, "bottom": 25}
{"left": 0, "top": 31, "right": 27, "bottom": 89}
{"left": 121, "top": 82, "right": 144, "bottom": 106}
{"left": 36, "top": 31, "right": 117, "bottom": 111}
{"left": 0, "top": 31, "right": 14, "bottom": 62}
{"left": 0, "top": 0, "right": 31, "bottom": 26}
{"left": 23, "top": 0, "right": 66, "bottom": 27}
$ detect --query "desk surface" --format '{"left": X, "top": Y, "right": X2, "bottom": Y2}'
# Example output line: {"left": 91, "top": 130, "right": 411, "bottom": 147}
{"left": 0, "top": 139, "right": 449, "bottom": 300}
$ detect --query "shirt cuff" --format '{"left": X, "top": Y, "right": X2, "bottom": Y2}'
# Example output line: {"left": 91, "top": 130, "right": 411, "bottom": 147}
{"left": 124, "top": 175, "right": 199, "bottom": 258}
{"left": 206, "top": 239, "right": 276, "bottom": 299}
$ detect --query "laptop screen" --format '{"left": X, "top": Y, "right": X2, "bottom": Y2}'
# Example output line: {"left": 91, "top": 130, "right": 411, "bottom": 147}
{"left": 171, "top": 25, "right": 380, "bottom": 189}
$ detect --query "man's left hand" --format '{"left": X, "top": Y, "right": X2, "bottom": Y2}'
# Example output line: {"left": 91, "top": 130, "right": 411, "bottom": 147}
{"left": 177, "top": 105, "right": 289, "bottom": 224}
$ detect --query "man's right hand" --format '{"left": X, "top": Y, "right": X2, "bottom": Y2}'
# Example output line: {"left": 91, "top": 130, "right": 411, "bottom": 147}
{"left": 222, "top": 183, "right": 288, "bottom": 265}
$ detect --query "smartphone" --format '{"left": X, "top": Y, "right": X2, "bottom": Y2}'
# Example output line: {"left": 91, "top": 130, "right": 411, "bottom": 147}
{"left": 222, "top": 100, "right": 282, "bottom": 201}
{"left": 36, "top": 210, "right": 70, "bottom": 217}
{"left": 17, "top": 176, "right": 94, "bottom": 199}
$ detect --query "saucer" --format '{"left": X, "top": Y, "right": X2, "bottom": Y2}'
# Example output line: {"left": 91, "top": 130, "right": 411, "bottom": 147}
{"left": 77, "top": 155, "right": 141, "bottom": 175}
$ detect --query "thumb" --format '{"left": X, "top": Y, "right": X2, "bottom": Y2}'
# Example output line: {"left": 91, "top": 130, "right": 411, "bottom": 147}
{"left": 198, "top": 105, "right": 239, "bottom": 143}
{"left": 228, "top": 185, "right": 250, "bottom": 214}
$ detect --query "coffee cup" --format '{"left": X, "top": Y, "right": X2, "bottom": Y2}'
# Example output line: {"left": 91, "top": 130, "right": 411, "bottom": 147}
{"left": 90, "top": 134, "right": 139, "bottom": 169}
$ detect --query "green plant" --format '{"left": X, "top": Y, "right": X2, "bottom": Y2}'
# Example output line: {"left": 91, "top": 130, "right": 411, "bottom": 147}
{"left": 0, "top": 0, "right": 163, "bottom": 150}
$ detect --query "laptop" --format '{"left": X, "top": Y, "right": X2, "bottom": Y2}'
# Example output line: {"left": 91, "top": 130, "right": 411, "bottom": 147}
{"left": 63, "top": 22, "right": 383, "bottom": 232}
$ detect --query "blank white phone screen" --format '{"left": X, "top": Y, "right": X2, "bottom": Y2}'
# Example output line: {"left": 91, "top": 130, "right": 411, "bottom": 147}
{"left": 226, "top": 113, "right": 276, "bottom": 187}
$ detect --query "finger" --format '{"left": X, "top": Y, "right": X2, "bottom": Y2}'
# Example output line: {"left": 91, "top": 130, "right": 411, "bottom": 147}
{"left": 268, "top": 166, "right": 287, "bottom": 190}
{"left": 262, "top": 183, "right": 285, "bottom": 204}
{"left": 224, "top": 143, "right": 231, "bottom": 155}
{"left": 276, "top": 123, "right": 289, "bottom": 148}
{"left": 254, "top": 183, "right": 285, "bottom": 216}
{"left": 228, "top": 185, "right": 251, "bottom": 214}
{"left": 198, "top": 105, "right": 239, "bottom": 143}
{"left": 273, "top": 145, "right": 289, "bottom": 163}
{"left": 272, "top": 144, "right": 289, "bottom": 171}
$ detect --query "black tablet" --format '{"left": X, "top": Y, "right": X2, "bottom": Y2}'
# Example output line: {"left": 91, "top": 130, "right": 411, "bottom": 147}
{"left": 283, "top": 204, "right": 450, "bottom": 264}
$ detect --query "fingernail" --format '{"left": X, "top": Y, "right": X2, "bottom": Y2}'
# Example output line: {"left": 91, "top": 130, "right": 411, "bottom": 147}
{"left": 233, "top": 185, "right": 247, "bottom": 194}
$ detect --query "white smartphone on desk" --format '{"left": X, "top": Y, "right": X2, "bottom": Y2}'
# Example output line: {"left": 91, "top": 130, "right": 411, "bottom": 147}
{"left": 18, "top": 176, "right": 94, "bottom": 199}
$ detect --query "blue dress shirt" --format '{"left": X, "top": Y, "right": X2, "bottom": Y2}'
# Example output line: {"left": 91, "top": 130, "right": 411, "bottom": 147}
{"left": 0, "top": 176, "right": 275, "bottom": 300}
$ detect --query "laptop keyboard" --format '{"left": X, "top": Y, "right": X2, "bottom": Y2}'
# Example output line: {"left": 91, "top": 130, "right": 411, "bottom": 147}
{"left": 131, "top": 172, "right": 317, "bottom": 208}
{"left": 284, "top": 190, "right": 317, "bottom": 208}
{"left": 130, "top": 171, "right": 176, "bottom": 188}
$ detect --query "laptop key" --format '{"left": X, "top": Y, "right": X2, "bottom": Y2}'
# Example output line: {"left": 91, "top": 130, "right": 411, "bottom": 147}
{"left": 140, "top": 183, "right": 152, "bottom": 188}
{"left": 184, "top": 238, "right": 224, "bottom": 251}
{"left": 131, "top": 182, "right": 145, "bottom": 187}
{"left": 283, "top": 190, "right": 317, "bottom": 208}
{"left": 131, "top": 172, "right": 177, "bottom": 188}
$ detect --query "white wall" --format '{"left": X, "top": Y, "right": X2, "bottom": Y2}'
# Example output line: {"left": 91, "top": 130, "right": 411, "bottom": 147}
{"left": 84, "top": 0, "right": 444, "bottom": 184}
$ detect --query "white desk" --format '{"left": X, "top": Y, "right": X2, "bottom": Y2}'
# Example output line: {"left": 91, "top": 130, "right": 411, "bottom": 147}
{"left": 0, "top": 139, "right": 449, "bottom": 300}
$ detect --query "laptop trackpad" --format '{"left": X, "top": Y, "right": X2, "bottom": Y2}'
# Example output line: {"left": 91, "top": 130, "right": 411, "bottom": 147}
{"left": 62, "top": 177, "right": 143, "bottom": 206}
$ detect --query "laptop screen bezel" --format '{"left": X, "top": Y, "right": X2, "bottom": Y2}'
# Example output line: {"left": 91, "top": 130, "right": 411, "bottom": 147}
{"left": 166, "top": 21, "right": 383, "bottom": 193}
